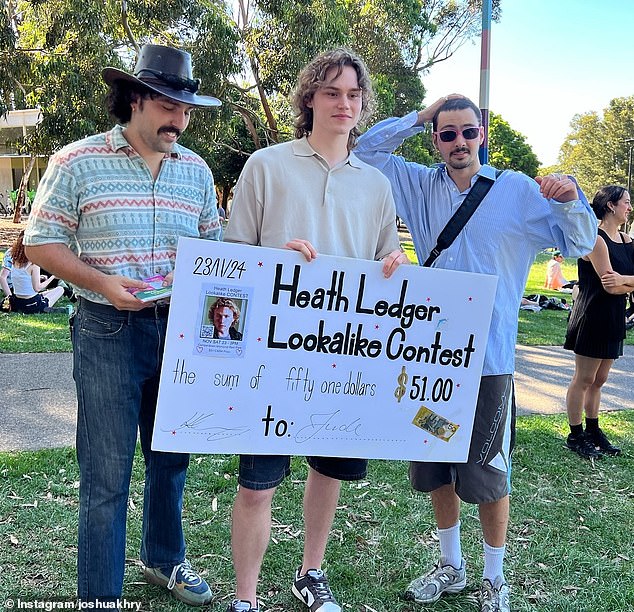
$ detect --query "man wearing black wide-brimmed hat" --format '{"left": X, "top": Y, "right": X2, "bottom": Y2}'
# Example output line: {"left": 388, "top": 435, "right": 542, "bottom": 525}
{"left": 25, "top": 44, "right": 221, "bottom": 608}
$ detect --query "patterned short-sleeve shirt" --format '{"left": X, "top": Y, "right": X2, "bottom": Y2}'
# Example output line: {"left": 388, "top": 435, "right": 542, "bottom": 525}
{"left": 25, "top": 125, "right": 221, "bottom": 303}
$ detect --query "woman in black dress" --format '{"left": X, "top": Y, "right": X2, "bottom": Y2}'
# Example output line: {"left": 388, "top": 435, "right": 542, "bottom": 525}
{"left": 564, "top": 185, "right": 634, "bottom": 458}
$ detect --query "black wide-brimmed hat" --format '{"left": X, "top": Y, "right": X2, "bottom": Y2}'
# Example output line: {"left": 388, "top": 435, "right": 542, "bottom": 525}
{"left": 102, "top": 44, "right": 221, "bottom": 107}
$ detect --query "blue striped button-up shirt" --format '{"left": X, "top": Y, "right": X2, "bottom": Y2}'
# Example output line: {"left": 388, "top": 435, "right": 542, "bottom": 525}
{"left": 356, "top": 111, "right": 597, "bottom": 375}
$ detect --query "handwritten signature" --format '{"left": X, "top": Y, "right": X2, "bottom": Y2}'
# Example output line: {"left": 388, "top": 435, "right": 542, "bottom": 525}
{"left": 163, "top": 411, "right": 249, "bottom": 442}
{"left": 294, "top": 410, "right": 362, "bottom": 443}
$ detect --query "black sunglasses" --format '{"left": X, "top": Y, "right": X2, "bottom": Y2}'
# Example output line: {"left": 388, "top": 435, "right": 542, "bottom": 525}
{"left": 436, "top": 127, "right": 481, "bottom": 143}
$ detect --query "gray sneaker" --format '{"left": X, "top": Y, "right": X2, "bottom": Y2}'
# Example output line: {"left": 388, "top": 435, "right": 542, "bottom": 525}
{"left": 143, "top": 559, "right": 212, "bottom": 606}
{"left": 479, "top": 576, "right": 510, "bottom": 612}
{"left": 403, "top": 559, "right": 467, "bottom": 603}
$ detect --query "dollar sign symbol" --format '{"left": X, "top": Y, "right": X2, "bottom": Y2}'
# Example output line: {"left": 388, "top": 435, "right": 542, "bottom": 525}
{"left": 394, "top": 365, "right": 408, "bottom": 403}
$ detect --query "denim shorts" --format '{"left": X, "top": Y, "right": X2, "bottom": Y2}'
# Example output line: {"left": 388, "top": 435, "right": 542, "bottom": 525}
{"left": 238, "top": 454, "right": 369, "bottom": 490}
{"left": 409, "top": 374, "right": 515, "bottom": 504}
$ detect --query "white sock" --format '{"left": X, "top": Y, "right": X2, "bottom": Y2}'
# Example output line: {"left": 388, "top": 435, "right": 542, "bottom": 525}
{"left": 437, "top": 521, "right": 462, "bottom": 569}
{"left": 483, "top": 541, "right": 506, "bottom": 582}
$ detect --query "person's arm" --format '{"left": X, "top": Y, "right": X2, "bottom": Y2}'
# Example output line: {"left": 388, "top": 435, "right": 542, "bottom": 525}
{"left": 531, "top": 174, "right": 598, "bottom": 258}
{"left": 24, "top": 149, "right": 152, "bottom": 309}
{"left": 583, "top": 235, "right": 633, "bottom": 295}
{"left": 374, "top": 181, "right": 409, "bottom": 278}
{"left": 198, "top": 164, "right": 223, "bottom": 241}
{"left": 600, "top": 269, "right": 634, "bottom": 294}
{"left": 30, "top": 265, "right": 57, "bottom": 292}
{"left": 355, "top": 104, "right": 440, "bottom": 229}
{"left": 224, "top": 156, "right": 263, "bottom": 247}
{"left": 0, "top": 267, "right": 10, "bottom": 297}
{"left": 25, "top": 243, "right": 149, "bottom": 310}
{"left": 355, "top": 95, "right": 462, "bottom": 163}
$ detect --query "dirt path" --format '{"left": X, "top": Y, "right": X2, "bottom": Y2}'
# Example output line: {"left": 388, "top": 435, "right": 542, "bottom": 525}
{"left": 0, "top": 217, "right": 27, "bottom": 251}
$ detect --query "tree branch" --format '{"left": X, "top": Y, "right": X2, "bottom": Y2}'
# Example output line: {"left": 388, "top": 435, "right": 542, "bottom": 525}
{"left": 121, "top": 0, "right": 139, "bottom": 54}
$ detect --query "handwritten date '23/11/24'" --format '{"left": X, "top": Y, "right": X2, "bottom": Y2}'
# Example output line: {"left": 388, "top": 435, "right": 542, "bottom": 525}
{"left": 193, "top": 256, "right": 247, "bottom": 279}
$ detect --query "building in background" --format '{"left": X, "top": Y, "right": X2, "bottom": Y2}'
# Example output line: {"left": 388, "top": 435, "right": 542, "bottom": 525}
{"left": 0, "top": 109, "right": 48, "bottom": 213}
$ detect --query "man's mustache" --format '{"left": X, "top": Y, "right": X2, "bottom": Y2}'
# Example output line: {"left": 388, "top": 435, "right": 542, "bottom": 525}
{"left": 158, "top": 126, "right": 182, "bottom": 138}
{"left": 452, "top": 147, "right": 470, "bottom": 154}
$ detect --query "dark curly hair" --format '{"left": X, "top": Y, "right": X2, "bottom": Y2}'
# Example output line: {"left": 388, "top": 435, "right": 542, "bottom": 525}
{"left": 106, "top": 80, "right": 158, "bottom": 124}
{"left": 591, "top": 185, "right": 627, "bottom": 220}
{"left": 292, "top": 48, "right": 375, "bottom": 151}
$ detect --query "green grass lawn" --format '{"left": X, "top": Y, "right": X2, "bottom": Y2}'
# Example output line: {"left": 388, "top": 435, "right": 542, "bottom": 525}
{"left": 1, "top": 410, "right": 633, "bottom": 611}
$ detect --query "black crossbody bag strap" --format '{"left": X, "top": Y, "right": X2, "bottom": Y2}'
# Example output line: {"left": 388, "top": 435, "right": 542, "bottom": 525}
{"left": 423, "top": 171, "right": 501, "bottom": 267}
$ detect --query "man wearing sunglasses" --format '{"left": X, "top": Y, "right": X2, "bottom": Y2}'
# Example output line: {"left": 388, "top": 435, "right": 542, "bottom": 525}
{"left": 356, "top": 95, "right": 597, "bottom": 612}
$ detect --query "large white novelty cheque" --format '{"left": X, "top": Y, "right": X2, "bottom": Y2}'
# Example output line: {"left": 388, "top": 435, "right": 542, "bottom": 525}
{"left": 152, "top": 238, "right": 497, "bottom": 462}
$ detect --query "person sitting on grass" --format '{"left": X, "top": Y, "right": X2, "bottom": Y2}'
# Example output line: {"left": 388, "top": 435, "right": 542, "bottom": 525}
{"left": 0, "top": 248, "right": 12, "bottom": 308}
{"left": 6, "top": 231, "right": 63, "bottom": 313}
{"left": 544, "top": 250, "right": 576, "bottom": 290}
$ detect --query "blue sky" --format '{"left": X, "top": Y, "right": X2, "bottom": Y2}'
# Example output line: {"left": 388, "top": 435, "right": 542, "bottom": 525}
{"left": 421, "top": 1, "right": 634, "bottom": 167}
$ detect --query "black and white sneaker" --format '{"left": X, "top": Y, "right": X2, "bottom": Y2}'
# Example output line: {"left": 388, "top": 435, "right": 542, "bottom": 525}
{"left": 589, "top": 428, "right": 621, "bottom": 456}
{"left": 226, "top": 599, "right": 259, "bottom": 612}
{"left": 566, "top": 432, "right": 602, "bottom": 459}
{"left": 291, "top": 566, "right": 341, "bottom": 612}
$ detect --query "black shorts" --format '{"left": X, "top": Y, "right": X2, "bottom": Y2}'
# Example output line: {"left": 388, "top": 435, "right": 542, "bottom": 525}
{"left": 9, "top": 293, "right": 49, "bottom": 314}
{"left": 409, "top": 374, "right": 515, "bottom": 504}
{"left": 238, "top": 455, "right": 368, "bottom": 490}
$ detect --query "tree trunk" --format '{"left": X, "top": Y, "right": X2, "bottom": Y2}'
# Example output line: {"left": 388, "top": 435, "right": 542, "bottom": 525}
{"left": 13, "top": 155, "right": 36, "bottom": 224}
{"left": 220, "top": 186, "right": 230, "bottom": 211}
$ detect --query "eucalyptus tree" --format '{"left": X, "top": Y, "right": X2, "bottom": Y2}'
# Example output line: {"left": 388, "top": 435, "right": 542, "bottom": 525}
{"left": 3, "top": 0, "right": 240, "bottom": 218}
{"left": 488, "top": 112, "right": 539, "bottom": 177}
{"left": 556, "top": 96, "right": 634, "bottom": 198}
{"left": 233, "top": 0, "right": 501, "bottom": 140}
{"left": 3, "top": 0, "right": 504, "bottom": 213}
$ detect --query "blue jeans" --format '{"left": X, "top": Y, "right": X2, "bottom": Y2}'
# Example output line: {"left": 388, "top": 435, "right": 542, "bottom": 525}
{"left": 73, "top": 299, "right": 189, "bottom": 601}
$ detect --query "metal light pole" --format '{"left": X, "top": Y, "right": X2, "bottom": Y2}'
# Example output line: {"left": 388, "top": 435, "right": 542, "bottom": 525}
{"left": 626, "top": 139, "right": 634, "bottom": 194}
{"left": 479, "top": 0, "right": 492, "bottom": 164}
{"left": 626, "top": 138, "right": 634, "bottom": 233}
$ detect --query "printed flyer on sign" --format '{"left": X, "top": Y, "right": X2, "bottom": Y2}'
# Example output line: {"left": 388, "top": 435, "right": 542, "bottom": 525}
{"left": 152, "top": 238, "right": 498, "bottom": 462}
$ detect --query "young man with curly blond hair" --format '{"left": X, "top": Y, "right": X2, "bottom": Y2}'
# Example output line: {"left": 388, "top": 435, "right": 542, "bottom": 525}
{"left": 223, "top": 48, "right": 407, "bottom": 612}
